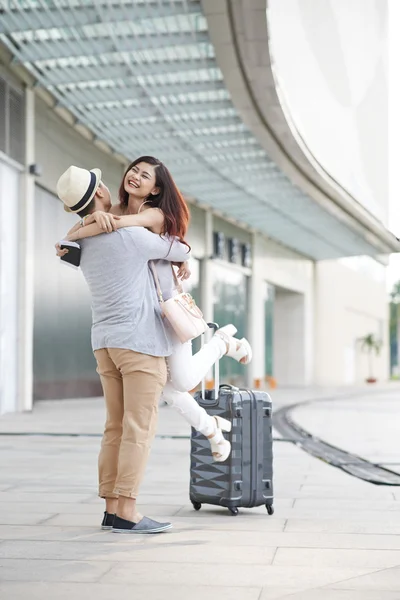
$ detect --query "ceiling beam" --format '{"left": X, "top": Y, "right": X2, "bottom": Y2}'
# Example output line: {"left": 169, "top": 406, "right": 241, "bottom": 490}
{"left": 11, "top": 32, "right": 210, "bottom": 63}
{"left": 36, "top": 58, "right": 218, "bottom": 85}
{"left": 55, "top": 80, "right": 225, "bottom": 106}
{"left": 82, "top": 99, "right": 233, "bottom": 124}
{"left": 0, "top": 1, "right": 202, "bottom": 33}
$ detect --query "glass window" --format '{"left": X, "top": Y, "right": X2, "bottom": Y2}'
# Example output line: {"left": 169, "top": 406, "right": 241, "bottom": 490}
{"left": 184, "top": 257, "right": 200, "bottom": 305}
{"left": 264, "top": 283, "right": 275, "bottom": 377}
{"left": 184, "top": 258, "right": 201, "bottom": 355}
{"left": 212, "top": 263, "right": 248, "bottom": 385}
{"left": 33, "top": 186, "right": 98, "bottom": 400}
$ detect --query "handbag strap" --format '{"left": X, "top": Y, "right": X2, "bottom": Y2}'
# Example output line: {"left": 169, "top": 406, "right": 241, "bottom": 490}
{"left": 149, "top": 261, "right": 164, "bottom": 303}
{"left": 149, "top": 261, "right": 183, "bottom": 302}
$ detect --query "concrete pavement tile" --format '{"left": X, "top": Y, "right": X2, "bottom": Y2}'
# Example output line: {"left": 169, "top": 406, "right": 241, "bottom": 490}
{"left": 271, "top": 590, "right": 400, "bottom": 600}
{"left": 0, "top": 558, "right": 113, "bottom": 582}
{"left": 1, "top": 513, "right": 56, "bottom": 526}
{"left": 279, "top": 532, "right": 400, "bottom": 550}
{"left": 104, "top": 494, "right": 188, "bottom": 506}
{"left": 2, "top": 391, "right": 400, "bottom": 597}
{"left": 0, "top": 539, "right": 276, "bottom": 564}
{"left": 139, "top": 487, "right": 190, "bottom": 497}
{"left": 270, "top": 488, "right": 303, "bottom": 499}
{"left": 273, "top": 548, "right": 400, "bottom": 569}
{"left": 258, "top": 589, "right": 307, "bottom": 600}
{"left": 0, "top": 502, "right": 98, "bottom": 514}
{"left": 5, "top": 528, "right": 144, "bottom": 543}
{"left": 0, "top": 525, "right": 76, "bottom": 540}
{"left": 126, "top": 542, "right": 276, "bottom": 565}
{"left": 297, "top": 485, "right": 394, "bottom": 500}
{"left": 169, "top": 517, "right": 287, "bottom": 532}
{"left": 143, "top": 528, "right": 282, "bottom": 547}
{"left": 6, "top": 485, "right": 96, "bottom": 495}
{"left": 0, "top": 526, "right": 152, "bottom": 543}
{"left": 0, "top": 492, "right": 93, "bottom": 504}
{"left": 0, "top": 484, "right": 14, "bottom": 492}
{"left": 0, "top": 517, "right": 285, "bottom": 539}
{"left": 45, "top": 507, "right": 179, "bottom": 528}
{"left": 0, "top": 538, "right": 145, "bottom": 560}
{"left": 140, "top": 528, "right": 400, "bottom": 551}
{"left": 0, "top": 582, "right": 262, "bottom": 600}
{"left": 0, "top": 473, "right": 44, "bottom": 484}
{"left": 330, "top": 566, "right": 400, "bottom": 591}
{"left": 140, "top": 479, "right": 189, "bottom": 491}
{"left": 42, "top": 514, "right": 104, "bottom": 527}
{"left": 293, "top": 498, "right": 400, "bottom": 512}
{"left": 101, "top": 563, "right": 379, "bottom": 588}
{"left": 272, "top": 508, "right": 399, "bottom": 521}
{"left": 175, "top": 504, "right": 288, "bottom": 518}
{"left": 285, "top": 519, "right": 400, "bottom": 535}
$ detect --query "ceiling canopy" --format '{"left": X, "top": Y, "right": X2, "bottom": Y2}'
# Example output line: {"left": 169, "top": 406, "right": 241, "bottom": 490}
{"left": 0, "top": 0, "right": 396, "bottom": 259}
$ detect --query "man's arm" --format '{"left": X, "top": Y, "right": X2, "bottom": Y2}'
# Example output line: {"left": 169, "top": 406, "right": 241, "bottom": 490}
{"left": 127, "top": 227, "right": 191, "bottom": 262}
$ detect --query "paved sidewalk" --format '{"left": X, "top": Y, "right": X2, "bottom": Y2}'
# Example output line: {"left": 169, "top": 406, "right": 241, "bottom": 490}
{"left": 0, "top": 387, "right": 400, "bottom": 599}
{"left": 292, "top": 388, "right": 400, "bottom": 469}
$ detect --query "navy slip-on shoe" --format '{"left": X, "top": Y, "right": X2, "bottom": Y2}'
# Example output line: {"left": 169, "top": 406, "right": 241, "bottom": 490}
{"left": 101, "top": 511, "right": 115, "bottom": 530}
{"left": 112, "top": 515, "right": 172, "bottom": 534}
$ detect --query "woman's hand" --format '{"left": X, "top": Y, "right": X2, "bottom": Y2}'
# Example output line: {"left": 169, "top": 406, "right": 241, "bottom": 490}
{"left": 55, "top": 243, "right": 68, "bottom": 257}
{"left": 176, "top": 261, "right": 191, "bottom": 281}
{"left": 91, "top": 211, "right": 121, "bottom": 233}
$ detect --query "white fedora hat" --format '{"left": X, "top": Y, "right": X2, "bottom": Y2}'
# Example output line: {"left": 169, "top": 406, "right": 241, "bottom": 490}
{"left": 56, "top": 165, "right": 102, "bottom": 213}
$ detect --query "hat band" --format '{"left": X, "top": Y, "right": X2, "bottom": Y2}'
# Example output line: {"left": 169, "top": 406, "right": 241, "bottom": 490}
{"left": 69, "top": 171, "right": 97, "bottom": 212}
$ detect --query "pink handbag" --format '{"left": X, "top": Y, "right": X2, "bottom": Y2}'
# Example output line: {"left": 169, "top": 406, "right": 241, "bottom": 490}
{"left": 150, "top": 262, "right": 208, "bottom": 343}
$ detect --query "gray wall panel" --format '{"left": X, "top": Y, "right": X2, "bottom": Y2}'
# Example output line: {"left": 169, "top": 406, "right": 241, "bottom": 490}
{"left": 33, "top": 185, "right": 100, "bottom": 400}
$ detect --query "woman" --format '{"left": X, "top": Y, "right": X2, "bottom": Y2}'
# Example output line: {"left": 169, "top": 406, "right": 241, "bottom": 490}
{"left": 64, "top": 156, "right": 252, "bottom": 462}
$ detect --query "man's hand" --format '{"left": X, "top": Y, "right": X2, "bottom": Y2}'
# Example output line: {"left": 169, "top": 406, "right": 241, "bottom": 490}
{"left": 55, "top": 242, "right": 68, "bottom": 257}
{"left": 91, "top": 211, "right": 120, "bottom": 233}
{"left": 176, "top": 261, "right": 191, "bottom": 281}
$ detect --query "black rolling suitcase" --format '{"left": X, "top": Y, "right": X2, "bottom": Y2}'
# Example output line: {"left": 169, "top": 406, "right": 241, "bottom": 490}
{"left": 189, "top": 351, "right": 274, "bottom": 516}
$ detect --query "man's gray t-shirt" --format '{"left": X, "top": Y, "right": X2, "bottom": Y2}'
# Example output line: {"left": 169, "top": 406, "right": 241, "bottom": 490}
{"left": 80, "top": 227, "right": 190, "bottom": 357}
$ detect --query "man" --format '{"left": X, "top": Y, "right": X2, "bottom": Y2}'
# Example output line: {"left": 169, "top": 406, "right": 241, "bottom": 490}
{"left": 56, "top": 165, "right": 190, "bottom": 533}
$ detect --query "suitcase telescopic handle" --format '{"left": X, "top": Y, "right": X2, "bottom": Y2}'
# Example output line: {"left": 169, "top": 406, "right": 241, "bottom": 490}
{"left": 219, "top": 384, "right": 239, "bottom": 392}
{"left": 201, "top": 324, "right": 220, "bottom": 401}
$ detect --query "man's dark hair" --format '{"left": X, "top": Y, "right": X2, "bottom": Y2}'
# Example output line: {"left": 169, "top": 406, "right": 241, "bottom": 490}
{"left": 76, "top": 198, "right": 95, "bottom": 218}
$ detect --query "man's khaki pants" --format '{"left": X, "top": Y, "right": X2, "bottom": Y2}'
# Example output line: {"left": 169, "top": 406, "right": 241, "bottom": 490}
{"left": 95, "top": 348, "right": 167, "bottom": 499}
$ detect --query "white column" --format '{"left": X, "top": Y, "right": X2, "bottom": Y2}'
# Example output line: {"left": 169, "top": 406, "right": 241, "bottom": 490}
{"left": 0, "top": 158, "right": 21, "bottom": 415}
{"left": 248, "top": 234, "right": 265, "bottom": 387}
{"left": 17, "top": 87, "right": 35, "bottom": 412}
{"left": 273, "top": 290, "right": 307, "bottom": 385}
{"left": 304, "top": 264, "right": 315, "bottom": 385}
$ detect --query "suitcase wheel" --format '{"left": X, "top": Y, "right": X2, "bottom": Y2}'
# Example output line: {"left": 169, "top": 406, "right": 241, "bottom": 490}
{"left": 228, "top": 507, "right": 239, "bottom": 516}
{"left": 192, "top": 502, "right": 202, "bottom": 511}
{"left": 266, "top": 504, "right": 274, "bottom": 515}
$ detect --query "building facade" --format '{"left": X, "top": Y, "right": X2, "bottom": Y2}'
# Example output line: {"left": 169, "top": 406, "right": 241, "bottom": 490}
{"left": 0, "top": 0, "right": 394, "bottom": 414}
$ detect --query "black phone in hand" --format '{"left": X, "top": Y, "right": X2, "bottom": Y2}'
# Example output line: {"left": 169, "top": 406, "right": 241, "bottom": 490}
{"left": 59, "top": 240, "right": 81, "bottom": 268}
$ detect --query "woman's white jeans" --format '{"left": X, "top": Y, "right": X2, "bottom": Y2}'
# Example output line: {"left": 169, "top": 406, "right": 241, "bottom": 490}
{"left": 161, "top": 334, "right": 226, "bottom": 437}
